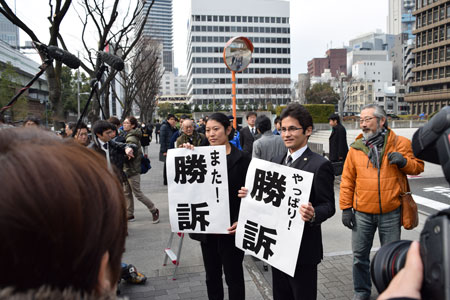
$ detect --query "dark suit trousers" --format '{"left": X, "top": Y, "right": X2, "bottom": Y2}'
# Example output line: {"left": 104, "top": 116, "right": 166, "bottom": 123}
{"left": 272, "top": 264, "right": 318, "bottom": 300}
{"left": 200, "top": 235, "right": 245, "bottom": 300}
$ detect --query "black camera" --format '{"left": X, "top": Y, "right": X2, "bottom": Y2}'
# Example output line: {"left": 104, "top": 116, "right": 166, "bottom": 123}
{"left": 371, "top": 210, "right": 450, "bottom": 299}
{"left": 371, "top": 107, "right": 450, "bottom": 300}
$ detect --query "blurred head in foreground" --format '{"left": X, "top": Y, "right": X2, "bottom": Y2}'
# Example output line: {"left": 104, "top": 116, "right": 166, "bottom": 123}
{"left": 0, "top": 127, "right": 126, "bottom": 296}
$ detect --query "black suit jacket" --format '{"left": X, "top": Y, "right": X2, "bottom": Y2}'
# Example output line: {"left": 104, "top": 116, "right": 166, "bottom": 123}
{"left": 329, "top": 123, "right": 349, "bottom": 162}
{"left": 239, "top": 126, "right": 255, "bottom": 156}
{"left": 272, "top": 148, "right": 335, "bottom": 267}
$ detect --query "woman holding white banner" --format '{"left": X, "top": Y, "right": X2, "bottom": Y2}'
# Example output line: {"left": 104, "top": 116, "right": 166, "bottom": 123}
{"left": 182, "top": 112, "right": 251, "bottom": 300}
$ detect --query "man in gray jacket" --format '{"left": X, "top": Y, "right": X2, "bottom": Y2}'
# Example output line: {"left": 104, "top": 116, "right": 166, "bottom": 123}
{"left": 252, "top": 115, "right": 287, "bottom": 161}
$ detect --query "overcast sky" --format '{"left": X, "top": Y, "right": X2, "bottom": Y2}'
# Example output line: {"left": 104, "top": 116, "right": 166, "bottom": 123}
{"left": 12, "top": 0, "right": 388, "bottom": 81}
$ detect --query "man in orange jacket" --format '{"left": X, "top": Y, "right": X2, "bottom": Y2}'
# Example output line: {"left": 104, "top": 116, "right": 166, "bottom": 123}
{"left": 339, "top": 104, "right": 424, "bottom": 300}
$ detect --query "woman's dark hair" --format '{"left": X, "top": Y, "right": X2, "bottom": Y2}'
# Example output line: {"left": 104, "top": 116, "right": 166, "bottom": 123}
{"left": 280, "top": 103, "right": 314, "bottom": 133}
{"left": 0, "top": 127, "right": 127, "bottom": 293}
{"left": 126, "top": 116, "right": 138, "bottom": 129}
{"left": 23, "top": 116, "right": 40, "bottom": 126}
{"left": 107, "top": 116, "right": 121, "bottom": 128}
{"left": 206, "top": 113, "right": 232, "bottom": 141}
{"left": 255, "top": 115, "right": 272, "bottom": 133}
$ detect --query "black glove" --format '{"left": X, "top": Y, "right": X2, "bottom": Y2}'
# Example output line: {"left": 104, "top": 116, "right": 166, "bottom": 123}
{"left": 342, "top": 208, "right": 355, "bottom": 229}
{"left": 388, "top": 152, "right": 407, "bottom": 168}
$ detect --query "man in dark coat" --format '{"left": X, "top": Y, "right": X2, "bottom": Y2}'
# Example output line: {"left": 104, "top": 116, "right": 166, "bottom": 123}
{"left": 328, "top": 113, "right": 349, "bottom": 162}
{"left": 239, "top": 111, "right": 258, "bottom": 156}
{"left": 88, "top": 120, "right": 137, "bottom": 182}
{"left": 154, "top": 120, "right": 162, "bottom": 143}
{"left": 159, "top": 114, "right": 178, "bottom": 185}
{"left": 271, "top": 103, "right": 335, "bottom": 300}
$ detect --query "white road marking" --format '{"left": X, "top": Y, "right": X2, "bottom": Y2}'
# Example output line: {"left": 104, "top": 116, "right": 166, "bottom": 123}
{"left": 413, "top": 194, "right": 450, "bottom": 211}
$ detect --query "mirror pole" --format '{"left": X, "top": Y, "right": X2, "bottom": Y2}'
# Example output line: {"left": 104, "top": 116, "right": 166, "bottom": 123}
{"left": 232, "top": 71, "right": 237, "bottom": 129}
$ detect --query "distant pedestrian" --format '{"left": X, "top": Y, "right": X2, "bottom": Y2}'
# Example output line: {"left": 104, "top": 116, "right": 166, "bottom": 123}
{"left": 197, "top": 117, "right": 206, "bottom": 134}
{"left": 273, "top": 116, "right": 281, "bottom": 135}
{"left": 140, "top": 123, "right": 151, "bottom": 155}
{"left": 159, "top": 114, "right": 178, "bottom": 185}
{"left": 155, "top": 120, "right": 162, "bottom": 143}
{"left": 169, "top": 115, "right": 188, "bottom": 149}
{"left": 328, "top": 113, "right": 349, "bottom": 163}
{"left": 239, "top": 111, "right": 258, "bottom": 156}
{"left": 252, "top": 115, "right": 286, "bottom": 161}
{"left": 122, "top": 116, "right": 159, "bottom": 223}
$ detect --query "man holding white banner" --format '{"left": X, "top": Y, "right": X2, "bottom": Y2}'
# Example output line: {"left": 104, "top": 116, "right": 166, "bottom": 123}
{"left": 240, "top": 103, "right": 335, "bottom": 300}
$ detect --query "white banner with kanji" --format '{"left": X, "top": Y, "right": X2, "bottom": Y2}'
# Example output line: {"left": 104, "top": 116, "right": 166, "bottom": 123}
{"left": 167, "top": 145, "right": 229, "bottom": 233}
{"left": 235, "top": 158, "right": 314, "bottom": 277}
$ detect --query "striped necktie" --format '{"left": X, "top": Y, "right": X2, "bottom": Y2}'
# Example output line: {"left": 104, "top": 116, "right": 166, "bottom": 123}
{"left": 285, "top": 156, "right": 293, "bottom": 167}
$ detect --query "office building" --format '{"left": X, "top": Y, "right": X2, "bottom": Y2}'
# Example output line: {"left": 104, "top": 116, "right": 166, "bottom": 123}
{"left": 388, "top": 0, "right": 416, "bottom": 39}
{"left": 140, "top": 0, "right": 173, "bottom": 72}
{"left": 0, "top": 14, "right": 19, "bottom": 49}
{"left": 405, "top": 0, "right": 450, "bottom": 114}
{"left": 307, "top": 48, "right": 347, "bottom": 78}
{"left": 186, "top": 0, "right": 291, "bottom": 107}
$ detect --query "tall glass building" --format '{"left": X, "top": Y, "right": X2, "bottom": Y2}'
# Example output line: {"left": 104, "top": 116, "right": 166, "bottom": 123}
{"left": 140, "top": 0, "right": 174, "bottom": 72}
{"left": 0, "top": 14, "right": 19, "bottom": 49}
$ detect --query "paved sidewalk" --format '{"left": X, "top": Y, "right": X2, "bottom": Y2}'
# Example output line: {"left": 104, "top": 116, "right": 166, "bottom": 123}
{"left": 119, "top": 139, "right": 423, "bottom": 300}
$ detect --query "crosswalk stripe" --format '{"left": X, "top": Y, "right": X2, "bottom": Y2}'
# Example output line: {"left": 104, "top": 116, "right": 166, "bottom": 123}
{"left": 413, "top": 194, "right": 450, "bottom": 211}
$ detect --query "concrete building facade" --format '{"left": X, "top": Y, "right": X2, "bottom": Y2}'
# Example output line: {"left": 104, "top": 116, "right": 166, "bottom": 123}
{"left": 405, "top": 0, "right": 450, "bottom": 115}
{"left": 388, "top": 0, "right": 416, "bottom": 38}
{"left": 297, "top": 73, "right": 310, "bottom": 104}
{"left": 347, "top": 50, "right": 389, "bottom": 75}
{"left": 161, "top": 72, "right": 187, "bottom": 96}
{"left": 186, "top": 0, "right": 291, "bottom": 107}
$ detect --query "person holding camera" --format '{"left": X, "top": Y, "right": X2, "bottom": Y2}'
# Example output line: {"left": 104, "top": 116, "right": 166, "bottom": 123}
{"left": 339, "top": 104, "right": 424, "bottom": 300}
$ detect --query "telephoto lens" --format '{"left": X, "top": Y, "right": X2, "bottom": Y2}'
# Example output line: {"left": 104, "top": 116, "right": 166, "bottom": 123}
{"left": 371, "top": 240, "right": 412, "bottom": 293}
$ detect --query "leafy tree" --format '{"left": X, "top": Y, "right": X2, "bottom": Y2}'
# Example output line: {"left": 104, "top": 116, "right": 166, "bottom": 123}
{"left": 158, "top": 102, "right": 173, "bottom": 118}
{"left": 0, "top": 62, "right": 28, "bottom": 121}
{"left": 305, "top": 83, "right": 339, "bottom": 104}
{"left": 61, "top": 67, "right": 90, "bottom": 117}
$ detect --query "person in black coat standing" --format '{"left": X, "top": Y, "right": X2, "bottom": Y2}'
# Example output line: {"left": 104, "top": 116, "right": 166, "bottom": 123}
{"left": 328, "top": 113, "right": 349, "bottom": 162}
{"left": 185, "top": 113, "right": 250, "bottom": 300}
{"left": 159, "top": 114, "right": 178, "bottom": 185}
{"left": 239, "top": 104, "right": 335, "bottom": 300}
{"left": 239, "top": 111, "right": 258, "bottom": 156}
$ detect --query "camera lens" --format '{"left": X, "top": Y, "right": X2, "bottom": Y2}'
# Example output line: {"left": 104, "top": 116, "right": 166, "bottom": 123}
{"left": 371, "top": 240, "right": 412, "bottom": 293}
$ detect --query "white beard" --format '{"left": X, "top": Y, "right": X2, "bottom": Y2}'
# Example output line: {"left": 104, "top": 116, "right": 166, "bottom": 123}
{"left": 363, "top": 128, "right": 382, "bottom": 140}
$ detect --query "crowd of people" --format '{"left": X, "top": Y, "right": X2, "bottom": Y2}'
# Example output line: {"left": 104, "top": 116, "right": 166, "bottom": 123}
{"left": 0, "top": 103, "right": 428, "bottom": 300}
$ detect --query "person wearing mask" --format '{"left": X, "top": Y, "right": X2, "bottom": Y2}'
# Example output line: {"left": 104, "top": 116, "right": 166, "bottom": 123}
{"left": 122, "top": 116, "right": 160, "bottom": 223}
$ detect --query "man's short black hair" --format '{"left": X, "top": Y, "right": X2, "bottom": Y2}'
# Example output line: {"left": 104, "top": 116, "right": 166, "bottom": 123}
{"left": 246, "top": 111, "right": 257, "bottom": 120}
{"left": 67, "top": 122, "right": 77, "bottom": 131}
{"left": 280, "top": 103, "right": 314, "bottom": 134}
{"left": 24, "top": 116, "right": 40, "bottom": 126}
{"left": 167, "top": 113, "right": 176, "bottom": 120}
{"left": 255, "top": 115, "right": 272, "bottom": 134}
{"left": 92, "top": 120, "right": 114, "bottom": 136}
{"left": 328, "top": 113, "right": 340, "bottom": 124}
{"left": 274, "top": 116, "right": 280, "bottom": 124}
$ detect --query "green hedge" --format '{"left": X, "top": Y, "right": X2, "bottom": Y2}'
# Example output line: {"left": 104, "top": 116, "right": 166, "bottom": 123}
{"left": 275, "top": 104, "right": 334, "bottom": 124}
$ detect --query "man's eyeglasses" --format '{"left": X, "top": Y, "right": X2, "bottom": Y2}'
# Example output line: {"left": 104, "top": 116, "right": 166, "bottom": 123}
{"left": 281, "top": 126, "right": 303, "bottom": 133}
{"left": 359, "top": 117, "right": 377, "bottom": 124}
